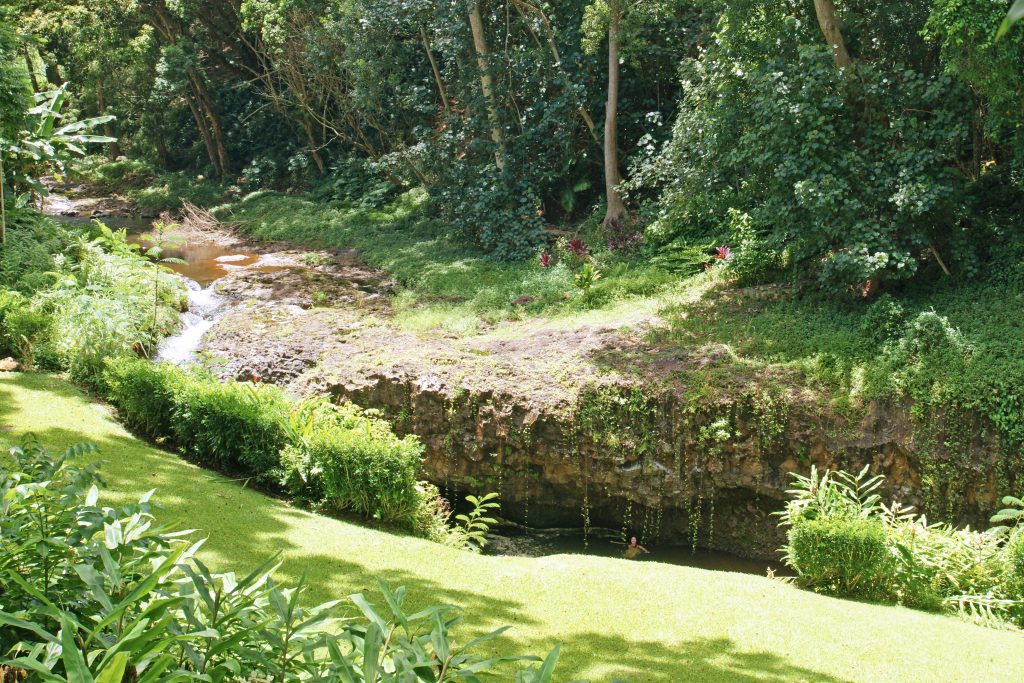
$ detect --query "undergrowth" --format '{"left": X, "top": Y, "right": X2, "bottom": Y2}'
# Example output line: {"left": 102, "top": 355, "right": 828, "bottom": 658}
{"left": 0, "top": 211, "right": 185, "bottom": 385}
{"left": 660, "top": 275, "right": 1024, "bottom": 517}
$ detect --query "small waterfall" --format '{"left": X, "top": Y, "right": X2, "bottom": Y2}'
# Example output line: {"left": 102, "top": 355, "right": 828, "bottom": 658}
{"left": 156, "top": 278, "right": 225, "bottom": 364}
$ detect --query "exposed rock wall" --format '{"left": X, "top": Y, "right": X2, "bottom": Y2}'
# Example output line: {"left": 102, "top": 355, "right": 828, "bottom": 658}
{"left": 330, "top": 370, "right": 1009, "bottom": 560}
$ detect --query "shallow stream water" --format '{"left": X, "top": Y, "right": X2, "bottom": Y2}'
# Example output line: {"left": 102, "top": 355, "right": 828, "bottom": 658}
{"left": 54, "top": 213, "right": 270, "bottom": 363}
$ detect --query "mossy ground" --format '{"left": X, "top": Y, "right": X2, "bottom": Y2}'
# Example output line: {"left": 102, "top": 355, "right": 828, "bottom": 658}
{"left": 2, "top": 371, "right": 1022, "bottom": 682}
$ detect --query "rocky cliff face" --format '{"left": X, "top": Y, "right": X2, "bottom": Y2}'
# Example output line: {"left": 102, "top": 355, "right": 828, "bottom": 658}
{"left": 329, "top": 369, "right": 1006, "bottom": 560}
{"left": 201, "top": 252, "right": 1014, "bottom": 560}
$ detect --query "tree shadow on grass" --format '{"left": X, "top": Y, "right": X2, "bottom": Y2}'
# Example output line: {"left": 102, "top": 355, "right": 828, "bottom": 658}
{"left": 524, "top": 632, "right": 855, "bottom": 682}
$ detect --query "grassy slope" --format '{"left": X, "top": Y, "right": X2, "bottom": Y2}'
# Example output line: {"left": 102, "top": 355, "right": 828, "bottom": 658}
{"left": 2, "top": 372, "right": 1021, "bottom": 682}
{"left": 221, "top": 191, "right": 681, "bottom": 335}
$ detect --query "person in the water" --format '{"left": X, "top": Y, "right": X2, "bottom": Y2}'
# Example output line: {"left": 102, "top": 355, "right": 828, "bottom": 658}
{"left": 624, "top": 536, "right": 649, "bottom": 559}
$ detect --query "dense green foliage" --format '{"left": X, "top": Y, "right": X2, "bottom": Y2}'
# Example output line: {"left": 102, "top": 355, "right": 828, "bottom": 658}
{"left": 0, "top": 437, "right": 561, "bottom": 681}
{"left": 644, "top": 0, "right": 1024, "bottom": 290}
{"left": 0, "top": 215, "right": 185, "bottom": 385}
{"left": 103, "top": 357, "right": 439, "bottom": 534}
{"left": 5, "top": 0, "right": 1022, "bottom": 280}
{"left": 780, "top": 466, "right": 1024, "bottom": 627}
{"left": 281, "top": 398, "right": 426, "bottom": 524}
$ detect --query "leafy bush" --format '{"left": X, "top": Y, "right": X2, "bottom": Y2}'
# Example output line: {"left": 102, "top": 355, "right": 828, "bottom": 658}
{"left": 105, "top": 357, "right": 292, "bottom": 477}
{"left": 787, "top": 516, "right": 892, "bottom": 597}
{"left": 721, "top": 209, "right": 785, "bottom": 287}
{"left": 0, "top": 215, "right": 186, "bottom": 385}
{"left": 1005, "top": 532, "right": 1024, "bottom": 623}
{"left": 649, "top": 2, "right": 976, "bottom": 291}
{"left": 170, "top": 376, "right": 290, "bottom": 477}
{"left": 433, "top": 174, "right": 547, "bottom": 260}
{"left": 859, "top": 294, "right": 908, "bottom": 346}
{"left": 0, "top": 438, "right": 562, "bottom": 681}
{"left": 104, "top": 359, "right": 443, "bottom": 535}
{"left": 103, "top": 355, "right": 187, "bottom": 438}
{"left": 781, "top": 466, "right": 1024, "bottom": 626}
{"left": 280, "top": 400, "right": 425, "bottom": 526}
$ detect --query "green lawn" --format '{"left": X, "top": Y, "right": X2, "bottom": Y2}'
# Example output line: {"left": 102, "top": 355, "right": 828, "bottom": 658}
{"left": 2, "top": 371, "right": 1022, "bottom": 682}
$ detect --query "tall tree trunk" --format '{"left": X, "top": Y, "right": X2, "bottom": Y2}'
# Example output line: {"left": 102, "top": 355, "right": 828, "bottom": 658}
{"left": 185, "top": 93, "right": 220, "bottom": 172}
{"left": 96, "top": 83, "right": 123, "bottom": 161}
{"left": 188, "top": 69, "right": 230, "bottom": 177}
{"left": 301, "top": 118, "right": 326, "bottom": 175}
{"left": 1, "top": 155, "right": 6, "bottom": 245}
{"left": 420, "top": 26, "right": 449, "bottom": 111}
{"left": 603, "top": 0, "right": 627, "bottom": 226}
{"left": 22, "top": 47, "right": 39, "bottom": 92}
{"left": 813, "top": 0, "right": 852, "bottom": 68}
{"left": 154, "top": 125, "right": 170, "bottom": 168}
{"left": 468, "top": 1, "right": 504, "bottom": 170}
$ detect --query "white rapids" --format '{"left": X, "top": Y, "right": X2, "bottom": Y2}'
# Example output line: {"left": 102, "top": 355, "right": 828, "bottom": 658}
{"left": 156, "top": 278, "right": 226, "bottom": 364}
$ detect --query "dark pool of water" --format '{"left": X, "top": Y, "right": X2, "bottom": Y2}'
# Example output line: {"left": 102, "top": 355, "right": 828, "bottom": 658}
{"left": 488, "top": 526, "right": 790, "bottom": 577}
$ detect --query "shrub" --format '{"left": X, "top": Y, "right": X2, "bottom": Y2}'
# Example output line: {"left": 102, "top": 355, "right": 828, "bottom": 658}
{"left": 0, "top": 438, "right": 562, "bottom": 681}
{"left": 782, "top": 467, "right": 1024, "bottom": 626}
{"left": 103, "top": 355, "right": 186, "bottom": 438}
{"left": 0, "top": 214, "right": 186, "bottom": 386}
{"left": 105, "top": 362, "right": 435, "bottom": 533}
{"left": 887, "top": 518, "right": 1006, "bottom": 613}
{"left": 1004, "top": 532, "right": 1024, "bottom": 624}
{"left": 721, "top": 209, "right": 784, "bottom": 286}
{"left": 0, "top": 294, "right": 47, "bottom": 365}
{"left": 860, "top": 294, "right": 908, "bottom": 346}
{"left": 650, "top": 2, "right": 974, "bottom": 291}
{"left": 281, "top": 403, "right": 425, "bottom": 527}
{"left": 787, "top": 516, "right": 893, "bottom": 597}
{"left": 171, "top": 378, "right": 290, "bottom": 478}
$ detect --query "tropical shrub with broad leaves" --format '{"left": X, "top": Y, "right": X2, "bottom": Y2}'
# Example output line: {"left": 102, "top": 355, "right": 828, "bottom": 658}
{"left": 0, "top": 85, "right": 115, "bottom": 205}
{"left": 780, "top": 466, "right": 1024, "bottom": 627}
{"left": 0, "top": 438, "right": 565, "bottom": 681}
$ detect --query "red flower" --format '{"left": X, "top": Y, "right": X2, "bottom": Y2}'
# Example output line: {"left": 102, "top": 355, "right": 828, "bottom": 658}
{"left": 540, "top": 252, "right": 554, "bottom": 268}
{"left": 715, "top": 246, "right": 733, "bottom": 261}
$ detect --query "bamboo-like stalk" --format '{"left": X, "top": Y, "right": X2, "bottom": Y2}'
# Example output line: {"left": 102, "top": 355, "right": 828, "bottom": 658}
{"left": 1, "top": 154, "right": 6, "bottom": 245}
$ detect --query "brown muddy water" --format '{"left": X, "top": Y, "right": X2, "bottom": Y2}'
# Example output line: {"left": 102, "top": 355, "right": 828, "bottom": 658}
{"left": 58, "top": 214, "right": 269, "bottom": 286}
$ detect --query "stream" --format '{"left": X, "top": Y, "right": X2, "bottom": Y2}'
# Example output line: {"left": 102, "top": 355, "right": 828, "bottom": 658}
{"left": 51, "top": 201, "right": 783, "bottom": 576}
{"left": 54, "top": 212, "right": 274, "bottom": 363}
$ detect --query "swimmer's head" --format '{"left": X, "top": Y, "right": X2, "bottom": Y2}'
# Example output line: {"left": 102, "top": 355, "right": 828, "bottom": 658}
{"left": 630, "top": 536, "right": 638, "bottom": 545}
